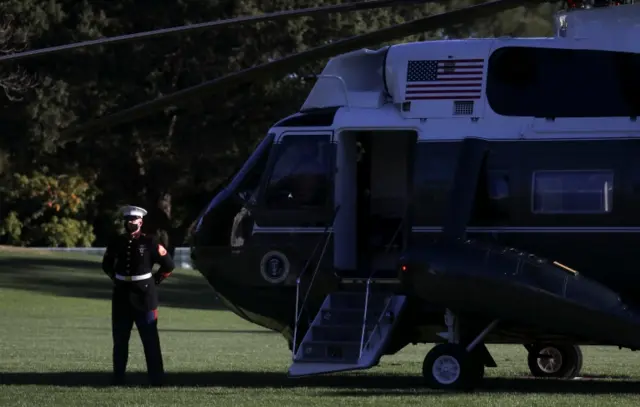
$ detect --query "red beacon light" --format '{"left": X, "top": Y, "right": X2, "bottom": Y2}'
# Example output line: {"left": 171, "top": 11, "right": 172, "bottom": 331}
{"left": 398, "top": 255, "right": 410, "bottom": 273}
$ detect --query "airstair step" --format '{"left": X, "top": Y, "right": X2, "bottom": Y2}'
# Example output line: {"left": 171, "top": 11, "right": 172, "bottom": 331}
{"left": 298, "top": 340, "right": 361, "bottom": 363}
{"left": 319, "top": 308, "right": 385, "bottom": 325}
{"left": 312, "top": 324, "right": 376, "bottom": 342}
{"left": 329, "top": 292, "right": 389, "bottom": 309}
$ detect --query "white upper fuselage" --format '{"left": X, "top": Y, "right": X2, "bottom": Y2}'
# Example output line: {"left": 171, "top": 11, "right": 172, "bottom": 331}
{"left": 270, "top": 3, "right": 640, "bottom": 141}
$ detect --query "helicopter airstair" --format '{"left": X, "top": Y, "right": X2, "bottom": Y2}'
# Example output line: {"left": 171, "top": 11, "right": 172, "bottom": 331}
{"left": 288, "top": 288, "right": 407, "bottom": 376}
{"left": 289, "top": 292, "right": 406, "bottom": 376}
{"left": 288, "top": 212, "right": 407, "bottom": 377}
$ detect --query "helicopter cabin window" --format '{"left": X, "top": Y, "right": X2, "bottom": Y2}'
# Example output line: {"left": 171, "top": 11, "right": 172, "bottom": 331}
{"left": 488, "top": 171, "right": 510, "bottom": 201}
{"left": 532, "top": 170, "right": 613, "bottom": 214}
{"left": 470, "top": 167, "right": 511, "bottom": 225}
{"left": 486, "top": 47, "right": 640, "bottom": 117}
{"left": 263, "top": 134, "right": 333, "bottom": 209}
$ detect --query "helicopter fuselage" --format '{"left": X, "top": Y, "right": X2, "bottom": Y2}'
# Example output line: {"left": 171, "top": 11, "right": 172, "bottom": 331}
{"left": 190, "top": 5, "right": 640, "bottom": 353}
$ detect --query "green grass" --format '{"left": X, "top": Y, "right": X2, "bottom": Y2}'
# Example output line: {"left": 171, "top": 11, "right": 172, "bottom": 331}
{"left": 1, "top": 247, "right": 640, "bottom": 406}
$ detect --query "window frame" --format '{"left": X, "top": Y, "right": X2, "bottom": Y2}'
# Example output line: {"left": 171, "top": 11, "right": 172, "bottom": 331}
{"left": 260, "top": 133, "right": 334, "bottom": 210}
{"left": 251, "top": 131, "right": 336, "bottom": 228}
{"left": 530, "top": 169, "right": 614, "bottom": 215}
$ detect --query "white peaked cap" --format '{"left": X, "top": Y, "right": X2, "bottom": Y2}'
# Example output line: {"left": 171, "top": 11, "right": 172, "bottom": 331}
{"left": 121, "top": 205, "right": 148, "bottom": 218}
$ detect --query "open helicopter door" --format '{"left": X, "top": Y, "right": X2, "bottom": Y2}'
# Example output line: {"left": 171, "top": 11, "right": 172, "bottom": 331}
{"left": 249, "top": 129, "right": 337, "bottom": 285}
{"left": 334, "top": 129, "right": 417, "bottom": 279}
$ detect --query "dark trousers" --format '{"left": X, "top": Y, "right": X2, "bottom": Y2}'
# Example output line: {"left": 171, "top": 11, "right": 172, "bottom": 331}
{"left": 112, "top": 291, "right": 164, "bottom": 385}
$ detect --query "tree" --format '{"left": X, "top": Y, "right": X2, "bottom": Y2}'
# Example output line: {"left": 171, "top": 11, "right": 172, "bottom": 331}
{"left": 0, "top": 169, "right": 98, "bottom": 246}
{"left": 0, "top": 14, "right": 36, "bottom": 102}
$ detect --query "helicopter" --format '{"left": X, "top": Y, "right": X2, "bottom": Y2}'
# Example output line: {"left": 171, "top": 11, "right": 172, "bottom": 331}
{"left": 3, "top": 0, "right": 640, "bottom": 392}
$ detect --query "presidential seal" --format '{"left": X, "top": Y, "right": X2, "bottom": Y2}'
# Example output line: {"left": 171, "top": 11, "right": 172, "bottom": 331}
{"left": 260, "top": 250, "right": 290, "bottom": 284}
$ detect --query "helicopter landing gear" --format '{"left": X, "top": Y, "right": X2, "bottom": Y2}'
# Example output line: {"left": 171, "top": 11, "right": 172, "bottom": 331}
{"left": 525, "top": 343, "right": 583, "bottom": 379}
{"left": 422, "top": 309, "right": 499, "bottom": 391}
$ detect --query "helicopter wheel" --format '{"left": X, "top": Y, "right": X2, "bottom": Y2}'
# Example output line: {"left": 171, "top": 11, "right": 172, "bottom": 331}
{"left": 422, "top": 343, "right": 485, "bottom": 391}
{"left": 526, "top": 343, "right": 583, "bottom": 379}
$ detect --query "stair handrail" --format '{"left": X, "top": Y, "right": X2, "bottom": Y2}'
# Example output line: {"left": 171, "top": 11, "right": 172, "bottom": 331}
{"left": 359, "top": 218, "right": 404, "bottom": 358}
{"left": 359, "top": 279, "right": 371, "bottom": 359}
{"left": 292, "top": 205, "right": 340, "bottom": 360}
{"left": 293, "top": 229, "right": 332, "bottom": 357}
{"left": 362, "top": 295, "right": 395, "bottom": 351}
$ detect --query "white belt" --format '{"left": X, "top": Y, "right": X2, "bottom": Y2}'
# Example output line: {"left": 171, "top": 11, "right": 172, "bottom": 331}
{"left": 115, "top": 273, "right": 152, "bottom": 282}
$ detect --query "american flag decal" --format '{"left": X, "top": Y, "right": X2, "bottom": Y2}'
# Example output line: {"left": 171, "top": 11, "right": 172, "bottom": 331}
{"left": 405, "top": 58, "right": 484, "bottom": 100}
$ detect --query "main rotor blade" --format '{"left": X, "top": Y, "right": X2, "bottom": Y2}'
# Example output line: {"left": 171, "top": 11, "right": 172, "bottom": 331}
{"left": 65, "top": 0, "right": 544, "bottom": 138}
{"left": 0, "top": 0, "right": 439, "bottom": 64}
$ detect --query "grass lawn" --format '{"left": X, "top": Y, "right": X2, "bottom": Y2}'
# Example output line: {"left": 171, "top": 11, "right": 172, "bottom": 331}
{"left": 1, "top": 247, "right": 640, "bottom": 406}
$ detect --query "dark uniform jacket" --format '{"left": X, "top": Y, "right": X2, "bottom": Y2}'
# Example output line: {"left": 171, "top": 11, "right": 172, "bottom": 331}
{"left": 102, "top": 232, "right": 175, "bottom": 312}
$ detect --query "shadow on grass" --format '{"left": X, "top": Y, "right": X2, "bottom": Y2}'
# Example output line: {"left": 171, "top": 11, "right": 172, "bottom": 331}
{"left": 158, "top": 329, "right": 275, "bottom": 334}
{"left": 76, "top": 327, "right": 276, "bottom": 334}
{"left": 0, "top": 256, "right": 224, "bottom": 311}
{"left": 0, "top": 370, "right": 638, "bottom": 394}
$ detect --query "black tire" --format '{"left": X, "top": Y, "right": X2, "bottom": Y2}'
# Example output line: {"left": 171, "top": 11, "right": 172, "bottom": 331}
{"left": 526, "top": 343, "right": 583, "bottom": 379}
{"left": 422, "top": 343, "right": 485, "bottom": 391}
{"left": 569, "top": 345, "right": 584, "bottom": 377}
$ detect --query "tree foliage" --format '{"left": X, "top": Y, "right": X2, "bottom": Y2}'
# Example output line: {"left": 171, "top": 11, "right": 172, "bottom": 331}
{"left": 0, "top": 169, "right": 98, "bottom": 246}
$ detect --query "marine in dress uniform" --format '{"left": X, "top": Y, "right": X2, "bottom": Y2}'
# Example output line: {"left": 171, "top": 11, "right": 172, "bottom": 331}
{"left": 101, "top": 205, "right": 175, "bottom": 386}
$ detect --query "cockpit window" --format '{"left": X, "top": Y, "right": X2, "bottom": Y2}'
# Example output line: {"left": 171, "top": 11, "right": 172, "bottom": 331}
{"left": 263, "top": 134, "right": 333, "bottom": 209}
